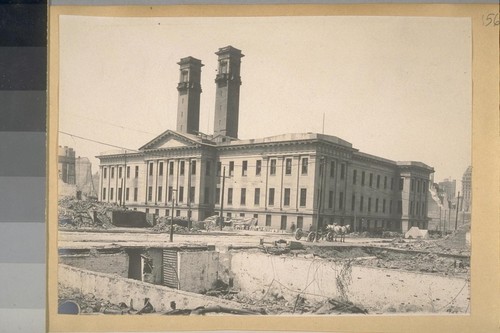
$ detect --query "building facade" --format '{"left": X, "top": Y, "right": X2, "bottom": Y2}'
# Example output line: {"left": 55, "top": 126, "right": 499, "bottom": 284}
{"left": 461, "top": 166, "right": 472, "bottom": 212}
{"left": 97, "top": 46, "right": 434, "bottom": 233}
{"left": 438, "top": 178, "right": 456, "bottom": 201}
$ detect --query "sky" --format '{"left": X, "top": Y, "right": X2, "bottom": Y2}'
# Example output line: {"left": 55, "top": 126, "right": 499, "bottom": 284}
{"left": 58, "top": 15, "right": 472, "bottom": 192}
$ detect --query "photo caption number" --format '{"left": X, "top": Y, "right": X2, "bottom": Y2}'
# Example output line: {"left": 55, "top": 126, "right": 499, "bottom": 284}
{"left": 482, "top": 13, "right": 499, "bottom": 27}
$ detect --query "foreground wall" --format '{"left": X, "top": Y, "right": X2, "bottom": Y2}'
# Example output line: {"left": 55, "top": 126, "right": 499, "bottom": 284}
{"left": 230, "top": 251, "right": 470, "bottom": 313}
{"left": 59, "top": 264, "right": 247, "bottom": 312}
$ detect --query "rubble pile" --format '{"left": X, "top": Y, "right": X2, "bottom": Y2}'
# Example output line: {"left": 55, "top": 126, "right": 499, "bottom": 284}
{"left": 365, "top": 250, "right": 469, "bottom": 276}
{"left": 58, "top": 285, "right": 154, "bottom": 314}
{"left": 58, "top": 197, "right": 126, "bottom": 230}
{"left": 151, "top": 220, "right": 202, "bottom": 234}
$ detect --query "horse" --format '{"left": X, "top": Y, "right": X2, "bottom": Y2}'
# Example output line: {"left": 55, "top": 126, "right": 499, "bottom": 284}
{"left": 333, "top": 224, "right": 351, "bottom": 242}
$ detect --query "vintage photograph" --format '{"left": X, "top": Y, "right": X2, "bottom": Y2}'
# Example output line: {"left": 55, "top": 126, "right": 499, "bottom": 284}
{"left": 56, "top": 14, "right": 472, "bottom": 317}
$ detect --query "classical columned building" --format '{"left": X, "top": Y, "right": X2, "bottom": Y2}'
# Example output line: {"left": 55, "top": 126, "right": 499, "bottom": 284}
{"left": 97, "top": 46, "right": 434, "bottom": 233}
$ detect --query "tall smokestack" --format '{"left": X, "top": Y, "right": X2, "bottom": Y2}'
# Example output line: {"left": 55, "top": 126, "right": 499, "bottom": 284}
{"left": 213, "top": 46, "right": 244, "bottom": 140}
{"left": 176, "top": 56, "right": 203, "bottom": 135}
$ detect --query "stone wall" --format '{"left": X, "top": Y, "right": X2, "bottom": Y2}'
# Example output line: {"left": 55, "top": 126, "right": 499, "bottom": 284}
{"left": 229, "top": 251, "right": 469, "bottom": 313}
{"left": 59, "top": 264, "right": 247, "bottom": 312}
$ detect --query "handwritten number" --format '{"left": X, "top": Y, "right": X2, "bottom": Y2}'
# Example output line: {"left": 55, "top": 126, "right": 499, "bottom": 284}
{"left": 483, "top": 13, "right": 500, "bottom": 27}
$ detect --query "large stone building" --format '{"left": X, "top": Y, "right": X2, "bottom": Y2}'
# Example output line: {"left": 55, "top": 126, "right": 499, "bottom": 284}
{"left": 97, "top": 46, "right": 434, "bottom": 233}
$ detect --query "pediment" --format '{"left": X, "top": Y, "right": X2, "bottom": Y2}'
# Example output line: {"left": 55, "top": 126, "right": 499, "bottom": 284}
{"left": 139, "top": 130, "right": 200, "bottom": 151}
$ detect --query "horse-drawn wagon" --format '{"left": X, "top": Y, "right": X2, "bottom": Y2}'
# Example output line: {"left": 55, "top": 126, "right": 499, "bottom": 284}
{"left": 294, "top": 224, "right": 350, "bottom": 242}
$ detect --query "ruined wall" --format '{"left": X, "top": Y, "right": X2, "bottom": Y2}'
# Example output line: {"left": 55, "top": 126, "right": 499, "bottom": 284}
{"left": 178, "top": 251, "right": 219, "bottom": 293}
{"left": 59, "top": 264, "right": 248, "bottom": 312}
{"left": 60, "top": 253, "right": 128, "bottom": 278}
{"left": 229, "top": 251, "right": 469, "bottom": 313}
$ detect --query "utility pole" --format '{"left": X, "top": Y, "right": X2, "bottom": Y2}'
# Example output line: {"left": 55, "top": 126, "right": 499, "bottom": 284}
{"left": 170, "top": 189, "right": 177, "bottom": 242}
{"left": 455, "top": 191, "right": 460, "bottom": 230}
{"left": 122, "top": 150, "right": 127, "bottom": 207}
{"left": 316, "top": 157, "right": 325, "bottom": 240}
{"left": 220, "top": 167, "right": 226, "bottom": 231}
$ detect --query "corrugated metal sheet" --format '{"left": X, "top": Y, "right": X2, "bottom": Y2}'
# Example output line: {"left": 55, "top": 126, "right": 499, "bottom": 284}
{"left": 162, "top": 250, "right": 179, "bottom": 289}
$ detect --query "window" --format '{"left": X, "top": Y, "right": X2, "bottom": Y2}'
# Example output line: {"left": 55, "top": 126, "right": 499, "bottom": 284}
{"left": 227, "top": 188, "right": 233, "bottom": 205}
{"left": 375, "top": 198, "right": 379, "bottom": 212}
{"left": 148, "top": 186, "right": 152, "bottom": 201}
{"left": 422, "top": 203, "right": 426, "bottom": 216}
{"left": 134, "top": 188, "right": 138, "bottom": 202}
{"left": 159, "top": 162, "right": 163, "bottom": 176}
{"left": 217, "top": 162, "right": 221, "bottom": 176}
{"left": 180, "top": 161, "right": 185, "bottom": 175}
{"left": 389, "top": 200, "right": 393, "bottom": 214}
{"left": 103, "top": 168, "right": 107, "bottom": 179}
{"left": 155, "top": 209, "right": 159, "bottom": 216}
{"left": 280, "top": 215, "right": 287, "bottom": 230}
{"left": 361, "top": 171, "right": 365, "bottom": 186}
{"left": 176, "top": 210, "right": 181, "bottom": 217}
{"left": 268, "top": 188, "right": 275, "bottom": 205}
{"left": 270, "top": 159, "right": 277, "bottom": 175}
{"left": 285, "top": 158, "right": 292, "bottom": 175}
{"left": 240, "top": 188, "right": 246, "bottom": 205}
{"left": 340, "top": 164, "right": 345, "bottom": 179}
{"left": 397, "top": 200, "right": 403, "bottom": 214}
{"left": 118, "top": 167, "right": 122, "bottom": 178}
{"left": 149, "top": 163, "right": 153, "bottom": 176}
{"left": 417, "top": 180, "right": 420, "bottom": 193}
{"left": 284, "top": 188, "right": 291, "bottom": 206}
{"left": 423, "top": 181, "right": 427, "bottom": 192}
{"left": 102, "top": 188, "right": 106, "bottom": 200}
{"left": 410, "top": 201, "right": 414, "bottom": 215}
{"left": 399, "top": 178, "right": 404, "bottom": 191}
{"left": 256, "top": 160, "right": 262, "bottom": 175}
{"left": 111, "top": 167, "right": 115, "bottom": 179}
{"left": 368, "top": 197, "right": 372, "bottom": 212}
{"left": 383, "top": 199, "right": 386, "bottom": 213}
{"left": 178, "top": 186, "right": 184, "bottom": 202}
{"left": 339, "top": 192, "right": 344, "bottom": 210}
{"left": 191, "top": 161, "right": 196, "bottom": 175}
{"left": 301, "top": 158, "right": 308, "bottom": 175}
{"left": 330, "top": 161, "right": 335, "bottom": 177}
{"left": 384, "top": 176, "right": 387, "bottom": 189}
{"left": 410, "top": 179, "right": 415, "bottom": 191}
{"left": 229, "top": 161, "right": 234, "bottom": 176}
{"left": 297, "top": 216, "right": 303, "bottom": 229}
{"left": 353, "top": 170, "right": 357, "bottom": 184}
{"left": 242, "top": 160, "right": 248, "bottom": 176}
{"left": 328, "top": 191, "right": 333, "bottom": 209}
{"left": 416, "top": 202, "right": 420, "bottom": 216}
{"left": 158, "top": 186, "right": 163, "bottom": 202}
{"left": 169, "top": 161, "right": 174, "bottom": 175}
{"left": 351, "top": 194, "right": 355, "bottom": 211}
{"left": 215, "top": 188, "right": 220, "bottom": 204}
{"left": 125, "top": 188, "right": 129, "bottom": 201}
{"left": 240, "top": 213, "right": 245, "bottom": 217}
{"left": 300, "top": 188, "right": 307, "bottom": 206}
{"left": 206, "top": 161, "right": 211, "bottom": 176}
{"left": 369, "top": 173, "right": 373, "bottom": 187}
{"left": 118, "top": 188, "right": 122, "bottom": 202}
{"left": 204, "top": 187, "right": 209, "bottom": 204}
{"left": 254, "top": 188, "right": 260, "bottom": 205}
{"left": 168, "top": 186, "right": 173, "bottom": 202}
{"left": 126, "top": 166, "right": 130, "bottom": 178}
{"left": 266, "top": 215, "right": 272, "bottom": 227}
{"left": 110, "top": 188, "right": 114, "bottom": 200}
{"left": 165, "top": 209, "right": 169, "bottom": 216}
{"left": 360, "top": 196, "right": 364, "bottom": 211}
{"left": 377, "top": 175, "right": 380, "bottom": 189}
{"left": 189, "top": 186, "right": 195, "bottom": 202}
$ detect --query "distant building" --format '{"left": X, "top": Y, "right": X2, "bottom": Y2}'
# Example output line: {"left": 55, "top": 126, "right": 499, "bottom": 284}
{"left": 427, "top": 183, "right": 453, "bottom": 231}
{"left": 462, "top": 166, "right": 472, "bottom": 212}
{"left": 58, "top": 146, "right": 76, "bottom": 184}
{"left": 75, "top": 157, "right": 98, "bottom": 198}
{"left": 438, "top": 178, "right": 456, "bottom": 200}
{"left": 97, "top": 46, "right": 434, "bottom": 233}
